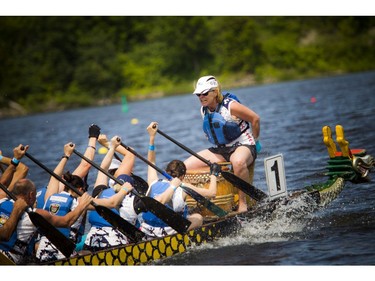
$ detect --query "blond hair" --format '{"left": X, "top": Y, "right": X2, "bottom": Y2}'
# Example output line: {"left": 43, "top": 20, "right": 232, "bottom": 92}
{"left": 213, "top": 80, "right": 223, "bottom": 103}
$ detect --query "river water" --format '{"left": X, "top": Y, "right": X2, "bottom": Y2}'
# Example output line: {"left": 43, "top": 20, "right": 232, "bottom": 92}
{"left": 1, "top": 71, "right": 375, "bottom": 276}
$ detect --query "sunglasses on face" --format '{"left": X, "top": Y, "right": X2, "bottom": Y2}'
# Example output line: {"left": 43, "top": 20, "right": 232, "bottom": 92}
{"left": 196, "top": 91, "right": 211, "bottom": 97}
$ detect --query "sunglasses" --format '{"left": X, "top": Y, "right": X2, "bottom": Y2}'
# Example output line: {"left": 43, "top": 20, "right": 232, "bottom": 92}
{"left": 195, "top": 91, "right": 211, "bottom": 97}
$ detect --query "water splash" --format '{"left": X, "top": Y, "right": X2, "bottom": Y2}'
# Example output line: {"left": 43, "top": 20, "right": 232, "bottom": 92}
{"left": 198, "top": 193, "right": 320, "bottom": 251}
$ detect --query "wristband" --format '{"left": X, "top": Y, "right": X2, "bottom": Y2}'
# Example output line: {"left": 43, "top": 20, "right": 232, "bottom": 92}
{"left": 122, "top": 186, "right": 129, "bottom": 193}
{"left": 11, "top": 157, "right": 20, "bottom": 166}
{"left": 255, "top": 140, "right": 262, "bottom": 153}
{"left": 149, "top": 145, "right": 155, "bottom": 151}
{"left": 61, "top": 155, "right": 69, "bottom": 160}
{"left": 170, "top": 185, "right": 177, "bottom": 191}
{"left": 88, "top": 145, "right": 96, "bottom": 150}
{"left": 0, "top": 155, "right": 3, "bottom": 162}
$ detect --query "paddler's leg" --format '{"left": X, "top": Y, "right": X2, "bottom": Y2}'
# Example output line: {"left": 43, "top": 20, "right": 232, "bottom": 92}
{"left": 230, "top": 146, "right": 254, "bottom": 213}
{"left": 322, "top": 125, "right": 337, "bottom": 158}
{"left": 184, "top": 149, "right": 224, "bottom": 170}
{"left": 336, "top": 125, "right": 352, "bottom": 158}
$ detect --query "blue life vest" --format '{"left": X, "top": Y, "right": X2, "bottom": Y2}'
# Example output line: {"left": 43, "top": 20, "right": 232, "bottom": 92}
{"left": 36, "top": 186, "right": 47, "bottom": 209}
{"left": 44, "top": 192, "right": 74, "bottom": 238}
{"left": 88, "top": 187, "right": 118, "bottom": 228}
{"left": 0, "top": 199, "right": 18, "bottom": 251}
{"left": 202, "top": 93, "right": 249, "bottom": 146}
{"left": 142, "top": 180, "right": 187, "bottom": 228}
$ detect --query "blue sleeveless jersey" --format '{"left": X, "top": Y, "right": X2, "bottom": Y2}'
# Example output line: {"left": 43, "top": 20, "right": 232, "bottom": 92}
{"left": 142, "top": 180, "right": 187, "bottom": 227}
{"left": 0, "top": 199, "right": 18, "bottom": 251}
{"left": 44, "top": 192, "right": 74, "bottom": 237}
{"left": 36, "top": 186, "right": 47, "bottom": 209}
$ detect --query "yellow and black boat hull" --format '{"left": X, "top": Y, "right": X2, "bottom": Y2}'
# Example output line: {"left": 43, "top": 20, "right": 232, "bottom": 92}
{"left": 45, "top": 177, "right": 344, "bottom": 266}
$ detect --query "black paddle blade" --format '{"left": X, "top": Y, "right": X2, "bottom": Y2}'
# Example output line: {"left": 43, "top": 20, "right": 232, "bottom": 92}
{"left": 180, "top": 185, "right": 228, "bottom": 217}
{"left": 221, "top": 171, "right": 268, "bottom": 201}
{"left": 94, "top": 205, "right": 145, "bottom": 243}
{"left": 28, "top": 211, "right": 75, "bottom": 258}
{"left": 131, "top": 174, "right": 149, "bottom": 195}
{"left": 139, "top": 196, "right": 191, "bottom": 234}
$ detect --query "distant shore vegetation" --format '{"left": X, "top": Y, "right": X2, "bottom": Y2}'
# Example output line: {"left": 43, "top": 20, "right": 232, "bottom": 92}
{"left": 1, "top": 16, "right": 374, "bottom": 118}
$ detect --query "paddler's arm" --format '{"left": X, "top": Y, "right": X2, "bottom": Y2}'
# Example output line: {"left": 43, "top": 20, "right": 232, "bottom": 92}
{"left": 113, "top": 147, "right": 135, "bottom": 178}
{"left": 72, "top": 124, "right": 100, "bottom": 178}
{"left": 94, "top": 135, "right": 120, "bottom": 188}
{"left": 0, "top": 198, "right": 28, "bottom": 241}
{"left": 146, "top": 122, "right": 159, "bottom": 187}
{"left": 230, "top": 101, "right": 260, "bottom": 140}
{"left": 154, "top": 177, "right": 182, "bottom": 205}
{"left": 44, "top": 142, "right": 74, "bottom": 201}
{"left": 93, "top": 182, "right": 133, "bottom": 208}
{"left": 182, "top": 163, "right": 220, "bottom": 199}
{"left": 0, "top": 144, "right": 29, "bottom": 192}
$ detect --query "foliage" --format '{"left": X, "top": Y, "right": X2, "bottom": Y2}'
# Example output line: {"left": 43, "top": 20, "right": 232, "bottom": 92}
{"left": 0, "top": 16, "right": 374, "bottom": 115}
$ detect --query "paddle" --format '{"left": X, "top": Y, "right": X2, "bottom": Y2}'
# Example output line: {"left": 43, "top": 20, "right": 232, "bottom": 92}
{"left": 118, "top": 142, "right": 228, "bottom": 217}
{"left": 24, "top": 152, "right": 145, "bottom": 243}
{"left": 155, "top": 128, "right": 268, "bottom": 201}
{"left": 130, "top": 173, "right": 149, "bottom": 196}
{"left": 0, "top": 182, "right": 75, "bottom": 258}
{"left": 72, "top": 149, "right": 191, "bottom": 234}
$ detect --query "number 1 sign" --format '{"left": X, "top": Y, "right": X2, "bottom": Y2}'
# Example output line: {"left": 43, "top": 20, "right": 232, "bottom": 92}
{"left": 264, "top": 154, "right": 287, "bottom": 200}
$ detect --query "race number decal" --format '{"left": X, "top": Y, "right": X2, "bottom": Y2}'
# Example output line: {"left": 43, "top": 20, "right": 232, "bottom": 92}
{"left": 264, "top": 154, "right": 287, "bottom": 200}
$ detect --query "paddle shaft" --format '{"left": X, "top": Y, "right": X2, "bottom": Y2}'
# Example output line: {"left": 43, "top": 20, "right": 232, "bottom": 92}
{"left": 24, "top": 151, "right": 144, "bottom": 242}
{"left": 73, "top": 148, "right": 191, "bottom": 234}
{"left": 156, "top": 128, "right": 268, "bottom": 201}
{"left": 73, "top": 149, "right": 141, "bottom": 196}
{"left": 25, "top": 152, "right": 85, "bottom": 196}
{"left": 156, "top": 129, "right": 210, "bottom": 166}
{"left": 119, "top": 142, "right": 228, "bottom": 217}
{"left": 120, "top": 142, "right": 174, "bottom": 180}
{"left": 102, "top": 144, "right": 149, "bottom": 194}
{"left": 0, "top": 182, "right": 76, "bottom": 258}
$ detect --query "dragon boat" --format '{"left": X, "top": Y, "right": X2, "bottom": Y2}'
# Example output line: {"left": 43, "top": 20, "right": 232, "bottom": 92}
{"left": 1, "top": 125, "right": 373, "bottom": 266}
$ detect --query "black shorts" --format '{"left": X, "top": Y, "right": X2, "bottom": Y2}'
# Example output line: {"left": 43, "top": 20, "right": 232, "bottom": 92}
{"left": 208, "top": 144, "right": 257, "bottom": 162}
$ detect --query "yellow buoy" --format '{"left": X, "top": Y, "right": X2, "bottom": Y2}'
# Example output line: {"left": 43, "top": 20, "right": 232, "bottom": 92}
{"left": 131, "top": 118, "right": 139, "bottom": 125}
{"left": 98, "top": 147, "right": 108, "bottom": 155}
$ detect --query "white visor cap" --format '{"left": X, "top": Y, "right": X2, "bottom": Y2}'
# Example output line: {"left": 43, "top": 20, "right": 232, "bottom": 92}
{"left": 193, "top": 75, "right": 218, "bottom": 94}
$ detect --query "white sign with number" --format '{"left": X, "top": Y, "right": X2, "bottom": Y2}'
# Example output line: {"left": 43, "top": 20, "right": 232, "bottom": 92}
{"left": 264, "top": 154, "right": 287, "bottom": 200}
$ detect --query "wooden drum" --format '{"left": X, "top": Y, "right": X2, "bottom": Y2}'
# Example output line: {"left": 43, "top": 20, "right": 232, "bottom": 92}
{"left": 184, "top": 163, "right": 238, "bottom": 216}
{"left": 184, "top": 162, "right": 257, "bottom": 217}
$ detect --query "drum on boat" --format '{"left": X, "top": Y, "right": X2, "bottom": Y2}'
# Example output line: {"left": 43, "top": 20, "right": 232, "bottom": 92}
{"left": 184, "top": 162, "right": 257, "bottom": 216}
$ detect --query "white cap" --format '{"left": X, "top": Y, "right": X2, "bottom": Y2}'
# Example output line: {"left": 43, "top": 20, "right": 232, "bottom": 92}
{"left": 193, "top": 75, "right": 218, "bottom": 94}
{"left": 109, "top": 159, "right": 121, "bottom": 170}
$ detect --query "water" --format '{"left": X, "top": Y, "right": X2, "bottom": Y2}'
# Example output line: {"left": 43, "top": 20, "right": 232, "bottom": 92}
{"left": 1, "top": 71, "right": 375, "bottom": 270}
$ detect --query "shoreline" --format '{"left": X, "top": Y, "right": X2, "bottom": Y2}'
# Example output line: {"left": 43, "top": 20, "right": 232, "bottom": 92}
{"left": 0, "top": 70, "right": 369, "bottom": 120}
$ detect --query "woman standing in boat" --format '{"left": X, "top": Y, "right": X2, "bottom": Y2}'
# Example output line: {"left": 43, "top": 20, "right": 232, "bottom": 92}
{"left": 184, "top": 75, "right": 261, "bottom": 213}
{"left": 139, "top": 122, "right": 220, "bottom": 238}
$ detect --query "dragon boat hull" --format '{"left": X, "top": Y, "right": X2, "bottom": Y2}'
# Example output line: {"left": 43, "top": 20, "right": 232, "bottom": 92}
{"left": 43, "top": 176, "right": 345, "bottom": 266}
{"left": 1, "top": 124, "right": 372, "bottom": 266}
{"left": 47, "top": 214, "right": 241, "bottom": 265}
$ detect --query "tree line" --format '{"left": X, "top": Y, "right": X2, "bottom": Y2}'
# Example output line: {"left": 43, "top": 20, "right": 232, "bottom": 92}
{"left": 0, "top": 16, "right": 374, "bottom": 116}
